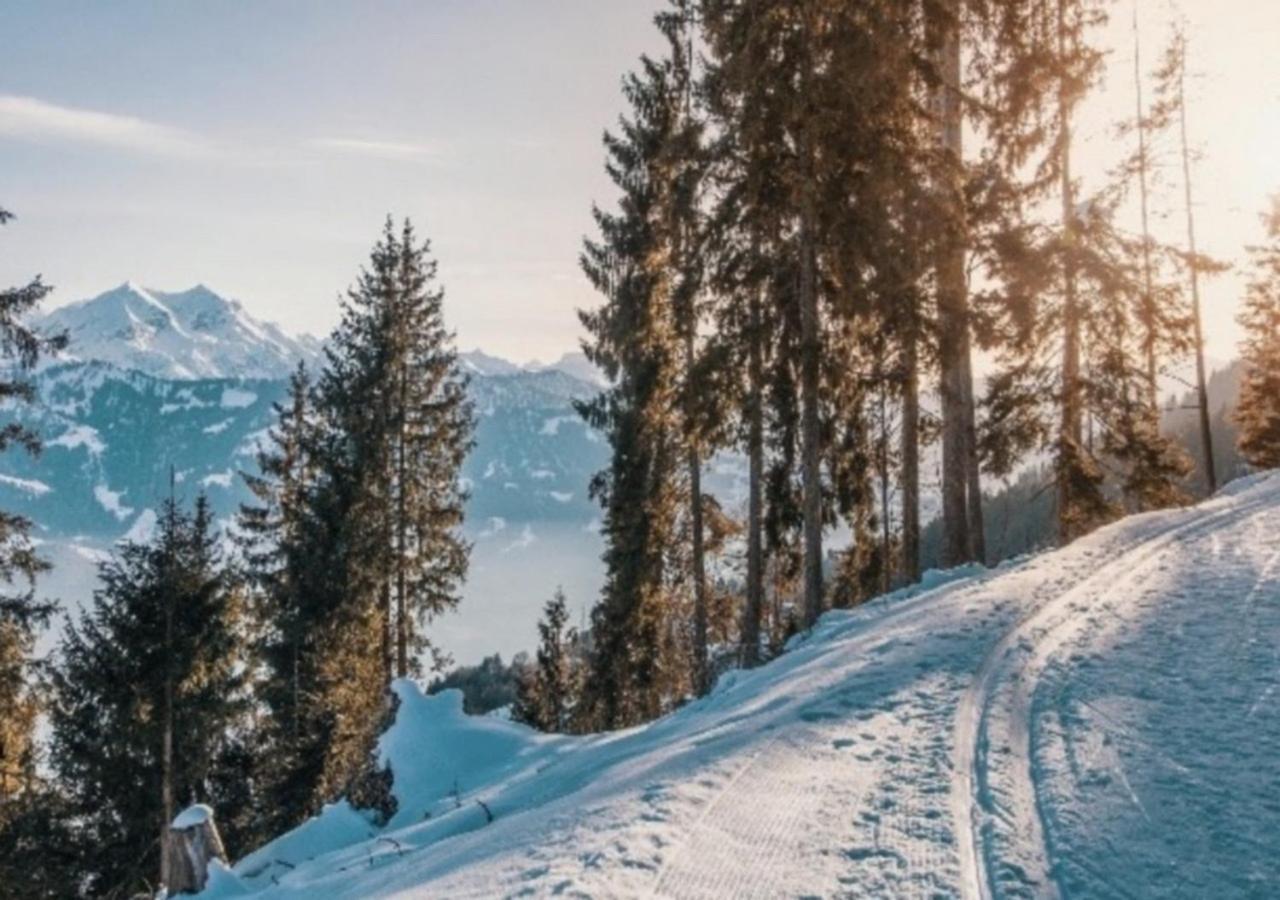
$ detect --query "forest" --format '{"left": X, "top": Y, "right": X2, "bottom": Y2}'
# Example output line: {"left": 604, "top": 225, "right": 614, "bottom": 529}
{"left": 2, "top": 1, "right": 1280, "bottom": 897}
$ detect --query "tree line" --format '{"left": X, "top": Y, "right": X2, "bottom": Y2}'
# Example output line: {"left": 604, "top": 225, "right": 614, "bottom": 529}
{"left": 3, "top": 0, "right": 1280, "bottom": 893}
{"left": 0, "top": 216, "right": 474, "bottom": 898}
{"left": 557, "top": 0, "right": 1280, "bottom": 733}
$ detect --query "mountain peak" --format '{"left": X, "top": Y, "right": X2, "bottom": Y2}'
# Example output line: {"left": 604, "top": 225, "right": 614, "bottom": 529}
{"left": 37, "top": 283, "right": 319, "bottom": 381}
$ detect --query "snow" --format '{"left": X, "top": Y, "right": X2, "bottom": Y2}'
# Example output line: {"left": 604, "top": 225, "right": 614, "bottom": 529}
{"left": 220, "top": 387, "right": 258, "bottom": 409}
{"left": 0, "top": 473, "right": 53, "bottom": 496}
{"left": 71, "top": 542, "right": 112, "bottom": 564}
{"left": 33, "top": 283, "right": 319, "bottom": 380}
{"left": 94, "top": 484, "right": 134, "bottom": 521}
{"left": 197, "top": 473, "right": 1280, "bottom": 899}
{"left": 201, "top": 470, "right": 234, "bottom": 489}
{"left": 48, "top": 424, "right": 106, "bottom": 456}
{"left": 173, "top": 803, "right": 214, "bottom": 829}
{"left": 231, "top": 802, "right": 378, "bottom": 888}
{"left": 539, "top": 415, "right": 579, "bottom": 436}
{"left": 235, "top": 427, "right": 273, "bottom": 459}
{"left": 122, "top": 508, "right": 158, "bottom": 544}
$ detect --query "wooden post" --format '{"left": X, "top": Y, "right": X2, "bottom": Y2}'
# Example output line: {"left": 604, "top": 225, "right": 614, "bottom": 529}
{"left": 164, "top": 804, "right": 227, "bottom": 895}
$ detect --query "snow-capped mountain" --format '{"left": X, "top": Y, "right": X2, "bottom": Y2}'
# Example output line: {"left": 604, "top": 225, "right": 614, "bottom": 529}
{"left": 462, "top": 348, "right": 606, "bottom": 386}
{"left": 9, "top": 284, "right": 619, "bottom": 662}
{"left": 33, "top": 282, "right": 322, "bottom": 380}
{"left": 0, "top": 361, "right": 606, "bottom": 539}
{"left": 460, "top": 348, "right": 525, "bottom": 378}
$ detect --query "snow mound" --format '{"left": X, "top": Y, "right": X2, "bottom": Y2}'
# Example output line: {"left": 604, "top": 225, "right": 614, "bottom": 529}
{"left": 173, "top": 804, "right": 214, "bottom": 829}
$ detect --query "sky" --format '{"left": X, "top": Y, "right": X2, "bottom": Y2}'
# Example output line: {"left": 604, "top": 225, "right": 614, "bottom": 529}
{"left": 0, "top": 0, "right": 1277, "bottom": 366}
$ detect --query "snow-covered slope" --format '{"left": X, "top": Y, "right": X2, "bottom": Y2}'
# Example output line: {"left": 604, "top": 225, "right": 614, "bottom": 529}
{"left": 34, "top": 282, "right": 321, "bottom": 379}
{"left": 198, "top": 473, "right": 1280, "bottom": 899}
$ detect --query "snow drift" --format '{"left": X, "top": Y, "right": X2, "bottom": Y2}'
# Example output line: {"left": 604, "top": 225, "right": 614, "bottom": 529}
{"left": 200, "top": 473, "right": 1280, "bottom": 899}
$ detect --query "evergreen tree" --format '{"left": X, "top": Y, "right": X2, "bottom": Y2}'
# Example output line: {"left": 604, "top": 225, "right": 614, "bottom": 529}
{"left": 240, "top": 219, "right": 472, "bottom": 830}
{"left": 703, "top": 0, "right": 933, "bottom": 626}
{"left": 1165, "top": 22, "right": 1219, "bottom": 494}
{"left": 237, "top": 363, "right": 334, "bottom": 835}
{"left": 49, "top": 493, "right": 247, "bottom": 897}
{"left": 1236, "top": 201, "right": 1280, "bottom": 469}
{"left": 578, "top": 25, "right": 690, "bottom": 728}
{"left": 701, "top": 6, "right": 792, "bottom": 665}
{"left": 512, "top": 589, "right": 581, "bottom": 733}
{"left": 656, "top": 0, "right": 716, "bottom": 697}
{"left": 0, "top": 205, "right": 65, "bottom": 867}
{"left": 317, "top": 218, "right": 474, "bottom": 683}
{"left": 927, "top": 0, "right": 985, "bottom": 567}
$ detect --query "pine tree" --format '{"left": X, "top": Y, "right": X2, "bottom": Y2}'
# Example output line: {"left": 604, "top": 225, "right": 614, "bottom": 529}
{"left": 318, "top": 218, "right": 474, "bottom": 683}
{"left": 701, "top": 7, "right": 791, "bottom": 665}
{"left": 1236, "top": 201, "right": 1280, "bottom": 469}
{"left": 966, "top": 0, "right": 1131, "bottom": 544}
{"left": 512, "top": 589, "right": 581, "bottom": 733}
{"left": 702, "top": 0, "right": 929, "bottom": 626}
{"left": 237, "top": 363, "right": 331, "bottom": 834}
{"left": 577, "top": 24, "right": 690, "bottom": 728}
{"left": 1166, "top": 22, "right": 1218, "bottom": 494}
{"left": 49, "top": 493, "right": 247, "bottom": 897}
{"left": 0, "top": 205, "right": 65, "bottom": 848}
{"left": 927, "top": 0, "right": 985, "bottom": 567}
{"left": 241, "top": 220, "right": 472, "bottom": 829}
{"left": 656, "top": 0, "right": 716, "bottom": 697}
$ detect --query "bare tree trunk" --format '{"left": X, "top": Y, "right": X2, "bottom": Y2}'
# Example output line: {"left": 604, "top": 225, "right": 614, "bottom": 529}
{"left": 395, "top": 370, "right": 410, "bottom": 679}
{"left": 799, "top": 199, "right": 823, "bottom": 628}
{"left": 1132, "top": 5, "right": 1159, "bottom": 413}
{"left": 686, "top": 326, "right": 709, "bottom": 695}
{"left": 161, "top": 601, "right": 174, "bottom": 890}
{"left": 742, "top": 289, "right": 765, "bottom": 666}
{"left": 933, "top": 10, "right": 975, "bottom": 568}
{"left": 160, "top": 477, "right": 176, "bottom": 890}
{"left": 797, "top": 9, "right": 823, "bottom": 628}
{"left": 900, "top": 328, "right": 921, "bottom": 584}
{"left": 1178, "top": 38, "right": 1216, "bottom": 494}
{"left": 961, "top": 342, "right": 985, "bottom": 564}
{"left": 1057, "top": 0, "right": 1084, "bottom": 544}
{"left": 380, "top": 580, "right": 393, "bottom": 686}
{"left": 878, "top": 381, "right": 892, "bottom": 595}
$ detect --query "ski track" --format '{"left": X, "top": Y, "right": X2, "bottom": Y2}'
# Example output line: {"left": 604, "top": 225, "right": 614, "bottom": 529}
{"left": 953, "top": 485, "right": 1280, "bottom": 900}
{"left": 215, "top": 474, "right": 1280, "bottom": 900}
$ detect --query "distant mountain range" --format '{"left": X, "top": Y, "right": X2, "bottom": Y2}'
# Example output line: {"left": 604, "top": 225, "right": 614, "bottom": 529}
{"left": 5, "top": 284, "right": 609, "bottom": 543}
{"left": 33, "top": 282, "right": 323, "bottom": 380}
{"left": 33, "top": 282, "right": 605, "bottom": 386}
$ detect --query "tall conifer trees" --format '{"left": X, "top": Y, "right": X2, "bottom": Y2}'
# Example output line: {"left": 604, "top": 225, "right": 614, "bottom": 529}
{"left": 1236, "top": 201, "right": 1280, "bottom": 469}
{"left": 50, "top": 494, "right": 247, "bottom": 897}
{"left": 0, "top": 206, "right": 66, "bottom": 877}
{"left": 512, "top": 589, "right": 582, "bottom": 733}
{"left": 319, "top": 219, "right": 474, "bottom": 683}
{"left": 239, "top": 218, "right": 474, "bottom": 829}
{"left": 578, "top": 17, "right": 689, "bottom": 727}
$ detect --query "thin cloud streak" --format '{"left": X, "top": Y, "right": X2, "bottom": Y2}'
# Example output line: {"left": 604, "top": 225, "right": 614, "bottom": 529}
{"left": 310, "top": 137, "right": 443, "bottom": 164}
{"left": 0, "top": 95, "right": 215, "bottom": 159}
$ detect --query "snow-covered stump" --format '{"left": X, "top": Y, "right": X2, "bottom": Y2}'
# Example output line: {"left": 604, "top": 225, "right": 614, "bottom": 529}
{"left": 164, "top": 804, "right": 227, "bottom": 896}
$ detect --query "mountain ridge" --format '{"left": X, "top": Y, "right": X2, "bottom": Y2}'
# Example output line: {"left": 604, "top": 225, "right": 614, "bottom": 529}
{"left": 35, "top": 282, "right": 603, "bottom": 386}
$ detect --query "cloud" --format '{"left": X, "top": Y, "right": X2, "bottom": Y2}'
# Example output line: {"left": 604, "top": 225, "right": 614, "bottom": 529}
{"left": 310, "top": 137, "right": 442, "bottom": 164}
{"left": 0, "top": 95, "right": 214, "bottom": 158}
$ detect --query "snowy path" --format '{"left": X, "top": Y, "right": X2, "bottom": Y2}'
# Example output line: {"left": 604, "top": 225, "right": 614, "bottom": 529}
{"left": 207, "top": 474, "right": 1280, "bottom": 900}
